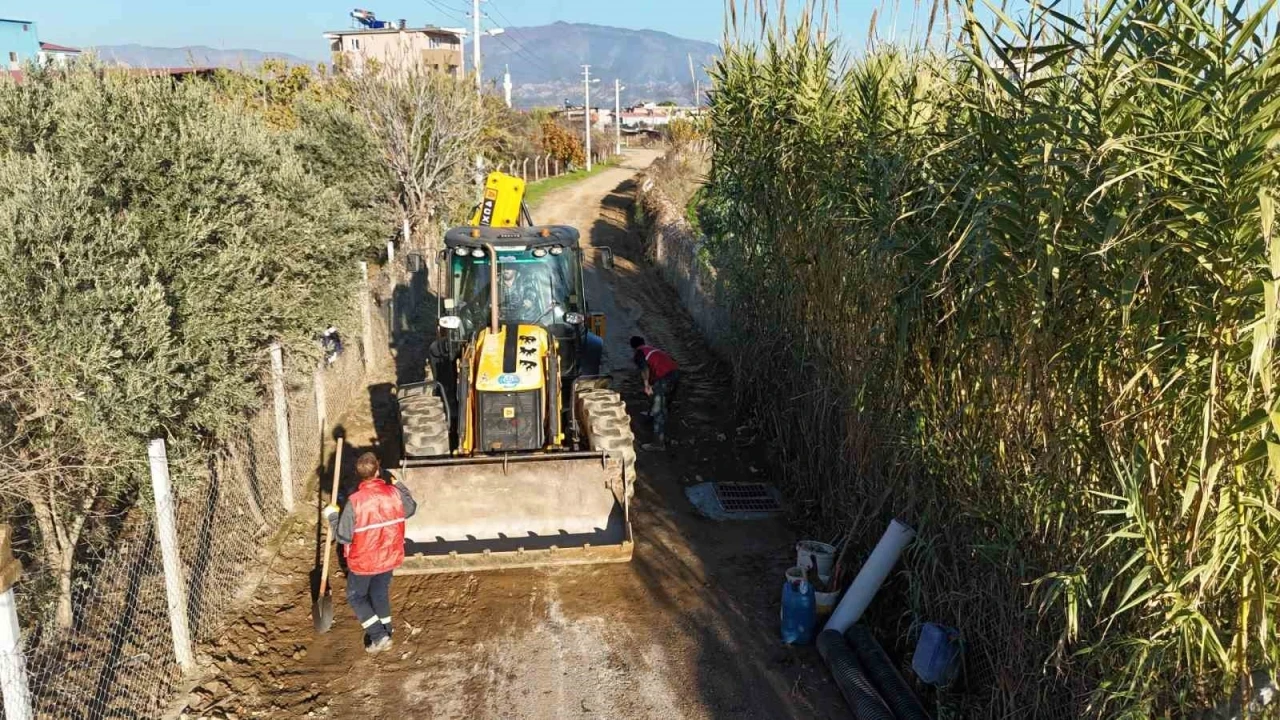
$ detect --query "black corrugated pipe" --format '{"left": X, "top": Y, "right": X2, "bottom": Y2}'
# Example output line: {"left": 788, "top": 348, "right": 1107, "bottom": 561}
{"left": 817, "top": 629, "right": 896, "bottom": 720}
{"left": 845, "top": 625, "right": 932, "bottom": 720}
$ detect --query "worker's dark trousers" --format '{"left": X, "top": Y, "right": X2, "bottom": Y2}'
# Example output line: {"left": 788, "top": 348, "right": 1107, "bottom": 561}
{"left": 346, "top": 570, "right": 393, "bottom": 641}
{"left": 651, "top": 371, "right": 680, "bottom": 439}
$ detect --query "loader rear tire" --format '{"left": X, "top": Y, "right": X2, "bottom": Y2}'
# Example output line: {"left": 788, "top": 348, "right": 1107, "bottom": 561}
{"left": 400, "top": 391, "right": 450, "bottom": 459}
{"left": 577, "top": 389, "right": 637, "bottom": 500}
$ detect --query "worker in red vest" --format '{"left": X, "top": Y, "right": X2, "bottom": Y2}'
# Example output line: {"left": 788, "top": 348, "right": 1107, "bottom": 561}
{"left": 323, "top": 452, "right": 417, "bottom": 653}
{"left": 630, "top": 336, "right": 680, "bottom": 451}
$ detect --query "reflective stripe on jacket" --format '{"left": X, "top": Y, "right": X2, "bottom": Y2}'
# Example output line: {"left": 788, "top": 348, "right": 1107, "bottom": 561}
{"left": 347, "top": 478, "right": 406, "bottom": 575}
{"left": 639, "top": 345, "right": 678, "bottom": 380}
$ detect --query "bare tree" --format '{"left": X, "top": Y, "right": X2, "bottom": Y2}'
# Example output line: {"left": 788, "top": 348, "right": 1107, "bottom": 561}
{"left": 345, "top": 57, "right": 492, "bottom": 252}
{"left": 0, "top": 346, "right": 120, "bottom": 631}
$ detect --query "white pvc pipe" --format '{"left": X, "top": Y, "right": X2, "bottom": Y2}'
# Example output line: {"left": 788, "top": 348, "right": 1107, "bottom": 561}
{"left": 824, "top": 519, "right": 915, "bottom": 634}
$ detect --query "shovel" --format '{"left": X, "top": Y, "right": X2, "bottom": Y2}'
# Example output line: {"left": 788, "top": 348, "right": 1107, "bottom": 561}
{"left": 313, "top": 437, "right": 344, "bottom": 633}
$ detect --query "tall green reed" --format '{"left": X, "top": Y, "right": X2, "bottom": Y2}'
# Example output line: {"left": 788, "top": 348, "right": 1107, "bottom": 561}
{"left": 704, "top": 0, "right": 1280, "bottom": 716}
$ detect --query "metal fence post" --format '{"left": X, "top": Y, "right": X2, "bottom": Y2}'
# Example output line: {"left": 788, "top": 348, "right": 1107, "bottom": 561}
{"left": 269, "top": 342, "right": 294, "bottom": 512}
{"left": 147, "top": 439, "right": 195, "bottom": 673}
{"left": 359, "top": 261, "right": 375, "bottom": 372}
{"left": 0, "top": 525, "right": 32, "bottom": 720}
{"left": 522, "top": 157, "right": 529, "bottom": 180}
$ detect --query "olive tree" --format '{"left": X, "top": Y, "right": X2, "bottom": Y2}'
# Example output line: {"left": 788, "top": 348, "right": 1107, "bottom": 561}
{"left": 0, "top": 64, "right": 385, "bottom": 631}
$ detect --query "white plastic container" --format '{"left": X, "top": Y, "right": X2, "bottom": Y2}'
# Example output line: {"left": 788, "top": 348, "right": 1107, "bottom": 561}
{"left": 796, "top": 540, "right": 836, "bottom": 581}
{"left": 814, "top": 589, "right": 841, "bottom": 619}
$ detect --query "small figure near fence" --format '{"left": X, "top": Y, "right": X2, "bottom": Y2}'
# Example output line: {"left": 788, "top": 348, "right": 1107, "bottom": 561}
{"left": 320, "top": 327, "right": 343, "bottom": 366}
{"left": 323, "top": 453, "right": 417, "bottom": 653}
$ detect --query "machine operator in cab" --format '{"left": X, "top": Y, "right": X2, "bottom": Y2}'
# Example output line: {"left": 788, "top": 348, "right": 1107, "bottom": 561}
{"left": 498, "top": 263, "right": 550, "bottom": 323}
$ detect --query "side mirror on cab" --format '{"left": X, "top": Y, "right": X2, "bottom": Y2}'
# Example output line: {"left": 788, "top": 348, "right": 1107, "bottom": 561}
{"left": 407, "top": 252, "right": 425, "bottom": 272}
{"left": 599, "top": 247, "right": 616, "bottom": 271}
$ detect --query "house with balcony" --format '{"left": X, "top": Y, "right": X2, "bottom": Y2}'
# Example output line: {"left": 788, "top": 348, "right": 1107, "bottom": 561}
{"left": 324, "top": 20, "right": 463, "bottom": 79}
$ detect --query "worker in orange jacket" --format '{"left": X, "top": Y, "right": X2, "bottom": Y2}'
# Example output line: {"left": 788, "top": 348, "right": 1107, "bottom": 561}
{"left": 323, "top": 453, "right": 417, "bottom": 653}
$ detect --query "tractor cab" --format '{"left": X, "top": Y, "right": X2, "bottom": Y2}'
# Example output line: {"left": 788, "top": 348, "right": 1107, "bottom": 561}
{"left": 439, "top": 225, "right": 609, "bottom": 378}
{"left": 392, "top": 174, "right": 634, "bottom": 575}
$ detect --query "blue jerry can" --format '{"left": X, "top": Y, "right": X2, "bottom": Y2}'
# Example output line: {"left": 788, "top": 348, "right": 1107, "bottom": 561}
{"left": 780, "top": 569, "right": 817, "bottom": 645}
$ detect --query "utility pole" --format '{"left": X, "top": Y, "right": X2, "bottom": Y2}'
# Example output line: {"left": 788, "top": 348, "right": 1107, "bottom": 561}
{"left": 582, "top": 65, "right": 592, "bottom": 172}
{"left": 456, "top": 31, "right": 465, "bottom": 82}
{"left": 614, "top": 78, "right": 624, "bottom": 155}
{"left": 688, "top": 53, "right": 698, "bottom": 107}
{"left": 472, "top": 0, "right": 482, "bottom": 95}
{"left": 503, "top": 64, "right": 512, "bottom": 108}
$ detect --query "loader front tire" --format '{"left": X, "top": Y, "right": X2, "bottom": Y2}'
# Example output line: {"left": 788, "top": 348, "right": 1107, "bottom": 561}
{"left": 400, "top": 391, "right": 450, "bottom": 459}
{"left": 577, "top": 389, "right": 637, "bottom": 500}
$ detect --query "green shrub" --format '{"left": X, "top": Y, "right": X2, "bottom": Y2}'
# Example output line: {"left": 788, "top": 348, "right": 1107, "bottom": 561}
{"left": 0, "top": 63, "right": 387, "bottom": 630}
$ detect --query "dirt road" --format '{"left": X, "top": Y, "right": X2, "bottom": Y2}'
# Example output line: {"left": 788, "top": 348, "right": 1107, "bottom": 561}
{"left": 179, "top": 150, "right": 848, "bottom": 719}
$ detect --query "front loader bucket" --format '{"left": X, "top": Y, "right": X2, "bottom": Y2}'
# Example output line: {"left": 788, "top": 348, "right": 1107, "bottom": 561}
{"left": 394, "top": 452, "right": 633, "bottom": 574}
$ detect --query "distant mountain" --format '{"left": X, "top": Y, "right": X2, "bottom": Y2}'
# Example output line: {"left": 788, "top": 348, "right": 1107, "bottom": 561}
{"left": 88, "top": 22, "right": 720, "bottom": 108}
{"left": 89, "top": 44, "right": 311, "bottom": 69}
{"left": 470, "top": 22, "right": 720, "bottom": 107}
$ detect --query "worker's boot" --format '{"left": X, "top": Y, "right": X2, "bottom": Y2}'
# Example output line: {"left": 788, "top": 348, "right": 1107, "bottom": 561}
{"left": 641, "top": 434, "right": 667, "bottom": 452}
{"left": 367, "top": 635, "right": 393, "bottom": 654}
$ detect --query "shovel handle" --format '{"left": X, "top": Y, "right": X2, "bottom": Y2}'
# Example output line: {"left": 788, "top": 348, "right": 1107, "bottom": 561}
{"left": 318, "top": 437, "right": 344, "bottom": 597}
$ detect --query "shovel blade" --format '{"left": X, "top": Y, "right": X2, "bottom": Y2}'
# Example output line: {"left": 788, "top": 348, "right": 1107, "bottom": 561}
{"left": 313, "top": 594, "right": 335, "bottom": 633}
{"left": 395, "top": 455, "right": 633, "bottom": 574}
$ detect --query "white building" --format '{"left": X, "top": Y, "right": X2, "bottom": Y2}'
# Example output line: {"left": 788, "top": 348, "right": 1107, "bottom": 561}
{"left": 37, "top": 41, "right": 80, "bottom": 66}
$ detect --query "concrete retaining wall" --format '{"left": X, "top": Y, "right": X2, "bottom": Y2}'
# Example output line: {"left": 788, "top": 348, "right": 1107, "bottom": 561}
{"left": 635, "top": 171, "right": 733, "bottom": 355}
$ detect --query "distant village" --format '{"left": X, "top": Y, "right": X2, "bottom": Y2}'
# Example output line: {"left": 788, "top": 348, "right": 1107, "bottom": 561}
{"left": 2, "top": 10, "right": 704, "bottom": 133}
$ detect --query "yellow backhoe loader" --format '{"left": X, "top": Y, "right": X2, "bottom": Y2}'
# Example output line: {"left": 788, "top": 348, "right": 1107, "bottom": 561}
{"left": 393, "top": 172, "right": 635, "bottom": 573}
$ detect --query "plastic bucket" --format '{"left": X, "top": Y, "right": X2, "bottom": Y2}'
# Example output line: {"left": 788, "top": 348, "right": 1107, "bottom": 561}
{"left": 797, "top": 541, "right": 836, "bottom": 581}
{"left": 815, "top": 589, "right": 841, "bottom": 619}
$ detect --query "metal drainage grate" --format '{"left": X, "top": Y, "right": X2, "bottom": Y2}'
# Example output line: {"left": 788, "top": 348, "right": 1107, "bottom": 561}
{"left": 713, "top": 482, "right": 782, "bottom": 514}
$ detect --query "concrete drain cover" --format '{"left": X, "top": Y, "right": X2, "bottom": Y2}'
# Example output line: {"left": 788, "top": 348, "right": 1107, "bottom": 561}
{"left": 684, "top": 482, "right": 783, "bottom": 520}
{"left": 714, "top": 483, "right": 782, "bottom": 513}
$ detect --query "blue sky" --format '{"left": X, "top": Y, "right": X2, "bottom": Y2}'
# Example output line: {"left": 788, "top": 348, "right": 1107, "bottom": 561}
{"left": 17, "top": 1, "right": 883, "bottom": 62}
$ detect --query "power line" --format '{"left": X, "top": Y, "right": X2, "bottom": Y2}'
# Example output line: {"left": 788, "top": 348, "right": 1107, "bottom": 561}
{"left": 436, "top": 0, "right": 472, "bottom": 15}
{"left": 424, "top": 0, "right": 562, "bottom": 89}
{"left": 423, "top": 0, "right": 467, "bottom": 24}
{"left": 483, "top": 0, "right": 519, "bottom": 29}
{"left": 471, "top": 7, "right": 558, "bottom": 80}
{"left": 480, "top": 0, "right": 557, "bottom": 74}
{"left": 486, "top": 25, "right": 558, "bottom": 78}
{"left": 490, "top": 32, "right": 557, "bottom": 78}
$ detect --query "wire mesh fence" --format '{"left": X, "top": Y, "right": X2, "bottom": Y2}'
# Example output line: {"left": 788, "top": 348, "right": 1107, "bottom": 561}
{"left": 2, "top": 282, "right": 379, "bottom": 720}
